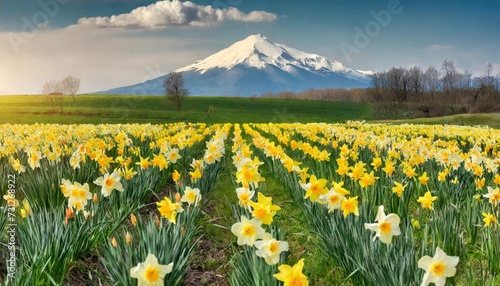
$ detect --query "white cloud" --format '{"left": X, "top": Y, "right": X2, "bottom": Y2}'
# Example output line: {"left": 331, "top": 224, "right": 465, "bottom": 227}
{"left": 75, "top": 0, "right": 277, "bottom": 29}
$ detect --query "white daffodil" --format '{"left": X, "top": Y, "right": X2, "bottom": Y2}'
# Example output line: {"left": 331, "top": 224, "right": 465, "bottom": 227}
{"left": 231, "top": 216, "right": 265, "bottom": 246}
{"left": 418, "top": 247, "right": 459, "bottom": 286}
{"left": 364, "top": 205, "right": 401, "bottom": 244}
{"left": 130, "top": 253, "right": 173, "bottom": 286}
{"left": 94, "top": 170, "right": 124, "bottom": 197}
{"left": 254, "top": 233, "right": 289, "bottom": 265}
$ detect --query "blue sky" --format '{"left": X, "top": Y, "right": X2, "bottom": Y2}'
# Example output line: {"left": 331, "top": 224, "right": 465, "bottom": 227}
{"left": 1, "top": 0, "right": 499, "bottom": 94}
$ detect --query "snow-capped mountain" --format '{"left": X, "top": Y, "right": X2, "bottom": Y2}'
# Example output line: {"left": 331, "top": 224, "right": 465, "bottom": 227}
{"left": 100, "top": 34, "right": 371, "bottom": 96}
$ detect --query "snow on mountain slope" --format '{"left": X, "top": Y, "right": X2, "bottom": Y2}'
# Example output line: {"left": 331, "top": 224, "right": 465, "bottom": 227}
{"left": 99, "top": 34, "right": 372, "bottom": 96}
{"left": 177, "top": 34, "right": 367, "bottom": 80}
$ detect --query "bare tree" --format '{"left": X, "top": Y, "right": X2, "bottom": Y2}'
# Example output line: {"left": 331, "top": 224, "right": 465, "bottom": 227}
{"left": 61, "top": 76, "right": 81, "bottom": 102}
{"left": 441, "top": 59, "right": 459, "bottom": 103}
{"left": 163, "top": 71, "right": 188, "bottom": 111}
{"left": 386, "top": 67, "right": 409, "bottom": 102}
{"left": 423, "top": 66, "right": 441, "bottom": 95}
{"left": 41, "top": 80, "right": 64, "bottom": 112}
{"left": 41, "top": 80, "right": 62, "bottom": 95}
{"left": 408, "top": 66, "right": 423, "bottom": 96}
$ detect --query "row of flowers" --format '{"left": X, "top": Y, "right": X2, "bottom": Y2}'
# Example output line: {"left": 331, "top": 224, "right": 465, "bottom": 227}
{"left": 0, "top": 123, "right": 230, "bottom": 285}
{"left": 229, "top": 124, "right": 307, "bottom": 285}
{"left": 244, "top": 122, "right": 499, "bottom": 285}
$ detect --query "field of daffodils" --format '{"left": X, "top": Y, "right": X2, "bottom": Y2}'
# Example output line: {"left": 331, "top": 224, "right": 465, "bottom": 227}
{"left": 1, "top": 122, "right": 499, "bottom": 285}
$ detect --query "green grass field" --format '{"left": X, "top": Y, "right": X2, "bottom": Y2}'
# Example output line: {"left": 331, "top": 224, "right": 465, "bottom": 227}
{"left": 386, "top": 113, "right": 500, "bottom": 129}
{"left": 0, "top": 95, "right": 373, "bottom": 124}
{"left": 2, "top": 94, "right": 499, "bottom": 128}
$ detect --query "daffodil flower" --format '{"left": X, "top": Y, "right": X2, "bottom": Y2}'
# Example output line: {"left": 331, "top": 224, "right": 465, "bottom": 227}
{"left": 483, "top": 186, "right": 500, "bottom": 205}
{"left": 236, "top": 187, "right": 254, "bottom": 211}
{"left": 300, "top": 175, "right": 328, "bottom": 202}
{"left": 482, "top": 212, "right": 498, "bottom": 227}
{"left": 156, "top": 196, "right": 183, "bottom": 224}
{"left": 273, "top": 258, "right": 308, "bottom": 286}
{"left": 249, "top": 192, "right": 281, "bottom": 225}
{"left": 392, "top": 181, "right": 407, "bottom": 197}
{"left": 254, "top": 233, "right": 289, "bottom": 265}
{"left": 364, "top": 205, "right": 401, "bottom": 244}
{"left": 417, "top": 191, "right": 438, "bottom": 210}
{"left": 181, "top": 186, "right": 201, "bottom": 206}
{"left": 130, "top": 253, "right": 173, "bottom": 286}
{"left": 231, "top": 216, "right": 265, "bottom": 246}
{"left": 94, "top": 170, "right": 124, "bottom": 197}
{"left": 418, "top": 247, "right": 459, "bottom": 286}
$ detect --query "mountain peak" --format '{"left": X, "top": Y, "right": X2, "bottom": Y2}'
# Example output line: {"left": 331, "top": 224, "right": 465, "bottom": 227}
{"left": 100, "top": 34, "right": 371, "bottom": 96}
{"left": 177, "top": 34, "right": 366, "bottom": 76}
{"left": 248, "top": 33, "right": 267, "bottom": 40}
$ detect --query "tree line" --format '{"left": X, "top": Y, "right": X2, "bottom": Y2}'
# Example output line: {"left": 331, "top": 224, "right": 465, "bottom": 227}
{"left": 262, "top": 60, "right": 500, "bottom": 118}
{"left": 368, "top": 60, "right": 500, "bottom": 117}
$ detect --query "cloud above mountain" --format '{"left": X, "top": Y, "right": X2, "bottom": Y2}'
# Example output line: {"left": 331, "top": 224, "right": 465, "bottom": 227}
{"left": 76, "top": 0, "right": 277, "bottom": 29}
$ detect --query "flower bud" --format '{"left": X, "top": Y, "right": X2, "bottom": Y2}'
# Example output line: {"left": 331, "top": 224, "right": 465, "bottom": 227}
{"left": 125, "top": 232, "right": 132, "bottom": 244}
{"left": 130, "top": 213, "right": 137, "bottom": 227}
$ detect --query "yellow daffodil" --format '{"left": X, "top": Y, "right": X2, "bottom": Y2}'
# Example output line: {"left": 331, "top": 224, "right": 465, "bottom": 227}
{"left": 152, "top": 154, "right": 168, "bottom": 171}
{"left": 249, "top": 192, "right": 281, "bottom": 225}
{"left": 382, "top": 160, "right": 395, "bottom": 176}
{"left": 273, "top": 258, "right": 308, "bottom": 286}
{"left": 301, "top": 175, "right": 328, "bottom": 202}
{"left": 359, "top": 171, "right": 378, "bottom": 188}
{"left": 371, "top": 157, "right": 382, "bottom": 170}
{"left": 475, "top": 177, "right": 485, "bottom": 190}
{"left": 482, "top": 212, "right": 498, "bottom": 227}
{"left": 68, "top": 182, "right": 92, "bottom": 211}
{"left": 136, "top": 156, "right": 150, "bottom": 169}
{"left": 341, "top": 196, "right": 359, "bottom": 217}
{"left": 494, "top": 174, "right": 500, "bottom": 185}
{"left": 189, "top": 167, "right": 202, "bottom": 183}
{"left": 417, "top": 191, "right": 438, "bottom": 210}
{"left": 418, "top": 172, "right": 429, "bottom": 185}
{"left": 392, "top": 181, "right": 407, "bottom": 197}
{"left": 348, "top": 162, "right": 366, "bottom": 181}
{"left": 156, "top": 197, "right": 183, "bottom": 224}
{"left": 172, "top": 170, "right": 181, "bottom": 184}
{"left": 236, "top": 164, "right": 265, "bottom": 189}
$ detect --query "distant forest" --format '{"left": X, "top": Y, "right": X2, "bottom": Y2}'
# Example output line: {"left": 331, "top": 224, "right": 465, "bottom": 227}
{"left": 261, "top": 60, "right": 500, "bottom": 119}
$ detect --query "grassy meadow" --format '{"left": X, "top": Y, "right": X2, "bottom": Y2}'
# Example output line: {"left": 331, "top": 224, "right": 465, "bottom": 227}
{"left": 0, "top": 95, "right": 372, "bottom": 124}
{"left": 1, "top": 94, "right": 500, "bottom": 286}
